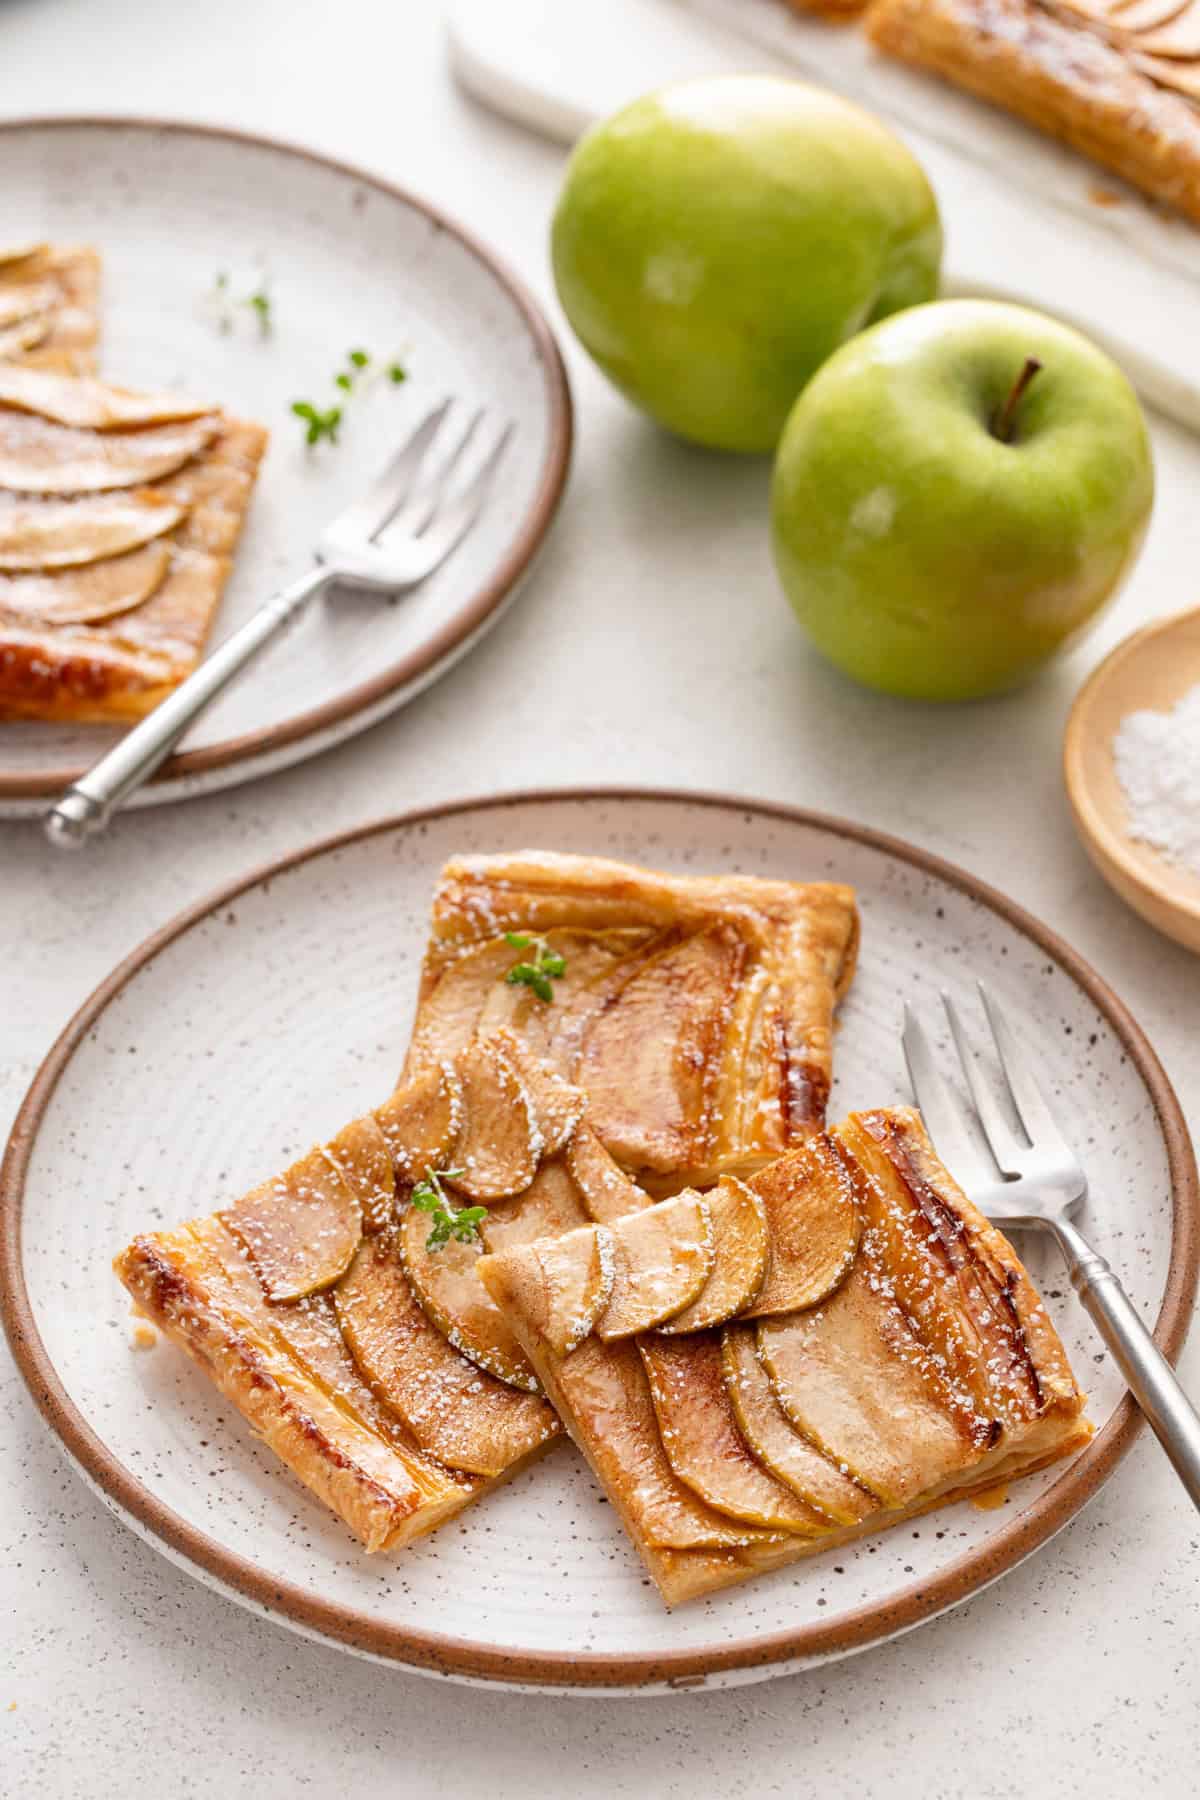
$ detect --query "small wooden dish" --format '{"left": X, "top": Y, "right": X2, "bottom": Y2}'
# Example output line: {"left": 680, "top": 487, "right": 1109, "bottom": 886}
{"left": 1065, "top": 608, "right": 1200, "bottom": 954}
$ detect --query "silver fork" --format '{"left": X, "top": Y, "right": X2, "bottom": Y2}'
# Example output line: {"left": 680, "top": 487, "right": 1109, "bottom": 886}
{"left": 904, "top": 983, "right": 1200, "bottom": 1509}
{"left": 45, "top": 399, "right": 514, "bottom": 846}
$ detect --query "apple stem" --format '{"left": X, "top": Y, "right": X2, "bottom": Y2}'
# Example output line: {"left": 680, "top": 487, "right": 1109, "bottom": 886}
{"left": 992, "top": 356, "right": 1043, "bottom": 444}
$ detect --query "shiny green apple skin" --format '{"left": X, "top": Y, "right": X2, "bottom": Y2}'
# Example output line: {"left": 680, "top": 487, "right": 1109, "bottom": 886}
{"left": 551, "top": 76, "right": 943, "bottom": 453}
{"left": 771, "top": 300, "right": 1155, "bottom": 700}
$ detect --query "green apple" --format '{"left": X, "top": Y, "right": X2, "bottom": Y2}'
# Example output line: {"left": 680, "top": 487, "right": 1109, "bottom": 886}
{"left": 551, "top": 76, "right": 942, "bottom": 453}
{"left": 771, "top": 299, "right": 1154, "bottom": 700}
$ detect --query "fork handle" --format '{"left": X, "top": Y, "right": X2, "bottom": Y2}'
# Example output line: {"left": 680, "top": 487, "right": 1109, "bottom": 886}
{"left": 1055, "top": 1216, "right": 1200, "bottom": 1511}
{"left": 44, "top": 566, "right": 331, "bottom": 847}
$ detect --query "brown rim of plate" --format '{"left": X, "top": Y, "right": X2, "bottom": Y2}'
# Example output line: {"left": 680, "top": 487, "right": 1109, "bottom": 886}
{"left": 2, "top": 788, "right": 1197, "bottom": 1690}
{"left": 0, "top": 116, "right": 573, "bottom": 802}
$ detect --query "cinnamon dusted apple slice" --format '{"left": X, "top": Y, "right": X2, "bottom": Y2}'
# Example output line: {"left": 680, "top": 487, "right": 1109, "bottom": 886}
{"left": 219, "top": 1148, "right": 362, "bottom": 1302}
{"left": 0, "top": 542, "right": 169, "bottom": 624}
{"left": 554, "top": 1337, "right": 784, "bottom": 1550}
{"left": 656, "top": 1176, "right": 768, "bottom": 1333}
{"left": 480, "top": 1158, "right": 592, "bottom": 1254}
{"left": 720, "top": 1324, "right": 877, "bottom": 1526}
{"left": 451, "top": 1036, "right": 539, "bottom": 1200}
{"left": 487, "top": 1027, "right": 586, "bottom": 1158}
{"left": 478, "top": 1223, "right": 614, "bottom": 1358}
{"left": 595, "top": 1190, "right": 714, "bottom": 1340}
{"left": 398, "top": 1200, "right": 540, "bottom": 1390}
{"left": 565, "top": 1122, "right": 646, "bottom": 1224}
{"left": 322, "top": 1112, "right": 396, "bottom": 1235}
{"left": 756, "top": 1257, "right": 989, "bottom": 1507}
{"left": 0, "top": 365, "right": 214, "bottom": 430}
{"left": 0, "top": 412, "right": 219, "bottom": 494}
{"left": 740, "top": 1136, "right": 860, "bottom": 1319}
{"left": 334, "top": 1230, "right": 557, "bottom": 1475}
{"left": 373, "top": 1061, "right": 462, "bottom": 1184}
{"left": 0, "top": 490, "right": 186, "bottom": 571}
{"left": 639, "top": 1334, "right": 828, "bottom": 1533}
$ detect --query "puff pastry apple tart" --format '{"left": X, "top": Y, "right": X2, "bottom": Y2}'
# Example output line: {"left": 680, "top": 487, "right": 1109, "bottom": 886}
{"left": 0, "top": 364, "right": 266, "bottom": 722}
{"left": 479, "top": 1105, "right": 1091, "bottom": 1606}
{"left": 0, "top": 242, "right": 101, "bottom": 372}
{"left": 115, "top": 852, "right": 859, "bottom": 1553}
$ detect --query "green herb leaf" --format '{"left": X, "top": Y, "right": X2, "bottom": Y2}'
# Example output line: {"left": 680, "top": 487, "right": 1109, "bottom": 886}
{"left": 291, "top": 400, "right": 342, "bottom": 447}
{"left": 245, "top": 290, "right": 272, "bottom": 336}
{"left": 504, "top": 931, "right": 532, "bottom": 949}
{"left": 410, "top": 1167, "right": 483, "bottom": 1252}
{"left": 387, "top": 361, "right": 407, "bottom": 385}
{"left": 502, "top": 936, "right": 567, "bottom": 1003}
{"left": 349, "top": 348, "right": 370, "bottom": 369}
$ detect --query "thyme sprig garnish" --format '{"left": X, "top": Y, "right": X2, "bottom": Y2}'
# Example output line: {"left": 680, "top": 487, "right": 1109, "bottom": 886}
{"left": 208, "top": 272, "right": 273, "bottom": 337}
{"left": 503, "top": 932, "right": 567, "bottom": 1003}
{"left": 411, "top": 1166, "right": 487, "bottom": 1252}
{"left": 294, "top": 347, "right": 408, "bottom": 448}
{"left": 291, "top": 400, "right": 343, "bottom": 446}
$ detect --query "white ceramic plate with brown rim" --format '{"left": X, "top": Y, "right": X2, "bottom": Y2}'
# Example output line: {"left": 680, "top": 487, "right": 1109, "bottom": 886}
{"left": 2, "top": 790, "right": 1196, "bottom": 1692}
{"left": 0, "top": 118, "right": 571, "bottom": 818}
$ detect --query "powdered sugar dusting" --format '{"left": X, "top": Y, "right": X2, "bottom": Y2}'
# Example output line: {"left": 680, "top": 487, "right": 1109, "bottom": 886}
{"left": 1114, "top": 683, "right": 1200, "bottom": 876}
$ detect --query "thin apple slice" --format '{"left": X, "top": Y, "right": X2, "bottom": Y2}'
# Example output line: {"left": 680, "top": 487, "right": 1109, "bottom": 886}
{"left": 0, "top": 319, "right": 49, "bottom": 360}
{"left": 334, "top": 1230, "right": 557, "bottom": 1475}
{"left": 0, "top": 365, "right": 214, "bottom": 430}
{"left": 739, "top": 1136, "right": 860, "bottom": 1319}
{"left": 451, "top": 1036, "right": 539, "bottom": 1200}
{"left": 0, "top": 490, "right": 186, "bottom": 571}
{"left": 219, "top": 1148, "right": 362, "bottom": 1302}
{"left": 565, "top": 1122, "right": 647, "bottom": 1224}
{"left": 398, "top": 1200, "right": 540, "bottom": 1390}
{"left": 756, "top": 1259, "right": 986, "bottom": 1507}
{"left": 639, "top": 1334, "right": 828, "bottom": 1533}
{"left": 595, "top": 1190, "right": 714, "bottom": 1340}
{"left": 478, "top": 1223, "right": 614, "bottom": 1358}
{"left": 373, "top": 1062, "right": 463, "bottom": 1184}
{"left": 481, "top": 1158, "right": 592, "bottom": 1254}
{"left": 487, "top": 1026, "right": 586, "bottom": 1158}
{"left": 0, "top": 280, "right": 57, "bottom": 326}
{"left": 0, "top": 411, "right": 219, "bottom": 494}
{"left": 322, "top": 1113, "right": 396, "bottom": 1235}
{"left": 656, "top": 1176, "right": 768, "bottom": 1333}
{"left": 0, "top": 541, "right": 170, "bottom": 624}
{"left": 720, "top": 1324, "right": 877, "bottom": 1526}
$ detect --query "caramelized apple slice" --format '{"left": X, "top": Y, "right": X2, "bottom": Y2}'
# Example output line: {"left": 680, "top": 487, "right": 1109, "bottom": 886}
{"left": 335, "top": 1231, "right": 557, "bottom": 1475}
{"left": 452, "top": 1036, "right": 539, "bottom": 1200}
{"left": 565, "top": 1122, "right": 646, "bottom": 1224}
{"left": 0, "top": 412, "right": 219, "bottom": 494}
{"left": 0, "top": 366, "right": 215, "bottom": 430}
{"left": 481, "top": 1158, "right": 592, "bottom": 1254}
{"left": 488, "top": 1027, "right": 586, "bottom": 1158}
{"left": 0, "top": 541, "right": 169, "bottom": 624}
{"left": 595, "top": 1190, "right": 714, "bottom": 1340}
{"left": 639, "top": 1335, "right": 827, "bottom": 1533}
{"left": 478, "top": 1223, "right": 614, "bottom": 1358}
{"left": 322, "top": 1113, "right": 396, "bottom": 1235}
{"left": 219, "top": 1149, "right": 362, "bottom": 1302}
{"left": 373, "top": 1062, "right": 462, "bottom": 1184}
{"left": 554, "top": 1337, "right": 783, "bottom": 1550}
{"left": 656, "top": 1176, "right": 768, "bottom": 1333}
{"left": 0, "top": 319, "right": 49, "bottom": 359}
{"left": 0, "top": 490, "right": 185, "bottom": 571}
{"left": 398, "top": 1200, "right": 539, "bottom": 1390}
{"left": 740, "top": 1137, "right": 860, "bottom": 1319}
{"left": 756, "top": 1259, "right": 986, "bottom": 1507}
{"left": 720, "top": 1325, "right": 877, "bottom": 1526}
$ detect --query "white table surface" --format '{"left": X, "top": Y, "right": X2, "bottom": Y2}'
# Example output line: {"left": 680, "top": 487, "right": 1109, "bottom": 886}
{"left": 2, "top": 2, "right": 1199, "bottom": 1793}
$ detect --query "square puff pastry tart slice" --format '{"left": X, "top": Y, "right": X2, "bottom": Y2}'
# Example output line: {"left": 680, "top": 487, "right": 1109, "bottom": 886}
{"left": 0, "top": 364, "right": 267, "bottom": 722}
{"left": 478, "top": 1106, "right": 1091, "bottom": 1607}
{"left": 0, "top": 242, "right": 102, "bottom": 371}
{"left": 116, "top": 853, "right": 859, "bottom": 1553}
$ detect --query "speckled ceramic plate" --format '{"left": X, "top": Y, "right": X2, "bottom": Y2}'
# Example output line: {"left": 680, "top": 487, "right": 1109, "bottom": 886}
{"left": 3, "top": 791, "right": 1196, "bottom": 1691}
{"left": 0, "top": 119, "right": 571, "bottom": 817}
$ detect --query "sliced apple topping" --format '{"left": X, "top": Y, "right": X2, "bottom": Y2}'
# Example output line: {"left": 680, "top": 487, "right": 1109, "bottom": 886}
{"left": 406, "top": 938, "right": 531, "bottom": 1073}
{"left": 739, "top": 1136, "right": 860, "bottom": 1319}
{"left": 478, "top": 1222, "right": 614, "bottom": 1359}
{"left": 451, "top": 1036, "right": 539, "bottom": 1200}
{"left": 554, "top": 1336, "right": 784, "bottom": 1550}
{"left": 0, "top": 411, "right": 219, "bottom": 494}
{"left": 0, "top": 280, "right": 57, "bottom": 327}
{"left": 0, "top": 541, "right": 170, "bottom": 625}
{"left": 756, "top": 1257, "right": 987, "bottom": 1508}
{"left": 486, "top": 1027, "right": 587, "bottom": 1158}
{"left": 639, "top": 1334, "right": 827, "bottom": 1533}
{"left": 0, "top": 319, "right": 49, "bottom": 360}
{"left": 656, "top": 1175, "right": 768, "bottom": 1333}
{"left": 0, "top": 490, "right": 186, "bottom": 572}
{"left": 480, "top": 1158, "right": 592, "bottom": 1254}
{"left": 219, "top": 1148, "right": 362, "bottom": 1303}
{"left": 373, "top": 1061, "right": 462, "bottom": 1184}
{"left": 595, "top": 1189, "right": 714, "bottom": 1340}
{"left": 0, "top": 366, "right": 214, "bottom": 431}
{"left": 565, "top": 1122, "right": 647, "bottom": 1224}
{"left": 334, "top": 1230, "right": 557, "bottom": 1475}
{"left": 720, "top": 1324, "right": 877, "bottom": 1526}
{"left": 322, "top": 1113, "right": 396, "bottom": 1235}
{"left": 398, "top": 1200, "right": 540, "bottom": 1391}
